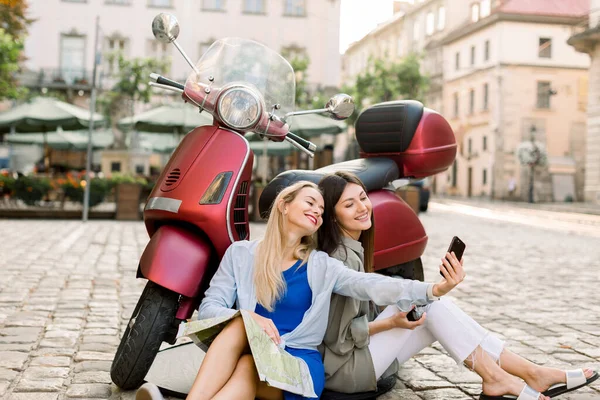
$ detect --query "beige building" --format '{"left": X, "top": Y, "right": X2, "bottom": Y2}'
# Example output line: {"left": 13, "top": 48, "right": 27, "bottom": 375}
{"left": 22, "top": 0, "right": 342, "bottom": 94}
{"left": 341, "top": 0, "right": 471, "bottom": 113}
{"left": 437, "top": 0, "right": 590, "bottom": 202}
{"left": 568, "top": 0, "right": 600, "bottom": 204}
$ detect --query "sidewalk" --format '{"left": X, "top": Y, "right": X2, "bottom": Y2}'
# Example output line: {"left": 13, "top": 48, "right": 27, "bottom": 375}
{"left": 432, "top": 196, "right": 600, "bottom": 216}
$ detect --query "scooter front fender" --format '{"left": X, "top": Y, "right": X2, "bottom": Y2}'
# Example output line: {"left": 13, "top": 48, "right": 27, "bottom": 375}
{"left": 139, "top": 225, "right": 214, "bottom": 298}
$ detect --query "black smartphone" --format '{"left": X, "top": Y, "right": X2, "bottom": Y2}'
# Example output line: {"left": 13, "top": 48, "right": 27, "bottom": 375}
{"left": 440, "top": 236, "right": 466, "bottom": 277}
{"left": 407, "top": 306, "right": 425, "bottom": 322}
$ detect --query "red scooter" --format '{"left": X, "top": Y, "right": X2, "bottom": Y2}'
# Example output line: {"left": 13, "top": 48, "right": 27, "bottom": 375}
{"left": 110, "top": 13, "right": 457, "bottom": 398}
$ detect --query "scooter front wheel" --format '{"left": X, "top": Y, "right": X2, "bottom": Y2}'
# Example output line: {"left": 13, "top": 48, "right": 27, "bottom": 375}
{"left": 111, "top": 281, "right": 179, "bottom": 390}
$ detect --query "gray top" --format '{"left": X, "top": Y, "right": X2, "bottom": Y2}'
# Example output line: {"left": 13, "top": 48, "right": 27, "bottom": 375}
{"left": 319, "top": 237, "right": 399, "bottom": 393}
{"left": 198, "top": 240, "right": 434, "bottom": 352}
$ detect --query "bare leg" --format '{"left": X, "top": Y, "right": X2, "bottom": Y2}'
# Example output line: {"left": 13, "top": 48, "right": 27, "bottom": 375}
{"left": 464, "top": 347, "right": 549, "bottom": 400}
{"left": 187, "top": 317, "right": 249, "bottom": 400}
{"left": 212, "top": 354, "right": 258, "bottom": 400}
{"left": 497, "top": 349, "right": 594, "bottom": 392}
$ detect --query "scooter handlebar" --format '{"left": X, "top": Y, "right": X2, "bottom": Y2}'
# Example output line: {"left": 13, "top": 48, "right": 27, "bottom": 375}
{"left": 286, "top": 132, "right": 317, "bottom": 152}
{"left": 149, "top": 73, "right": 185, "bottom": 91}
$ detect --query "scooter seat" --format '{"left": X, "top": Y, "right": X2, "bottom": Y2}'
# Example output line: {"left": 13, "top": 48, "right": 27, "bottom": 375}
{"left": 258, "top": 158, "right": 399, "bottom": 218}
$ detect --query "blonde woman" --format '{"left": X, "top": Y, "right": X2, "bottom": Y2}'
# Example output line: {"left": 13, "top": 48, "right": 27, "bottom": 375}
{"left": 168, "top": 180, "right": 464, "bottom": 400}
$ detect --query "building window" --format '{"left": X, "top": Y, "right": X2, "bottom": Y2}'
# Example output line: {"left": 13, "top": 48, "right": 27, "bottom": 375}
{"left": 471, "top": 3, "right": 480, "bottom": 22}
{"left": 198, "top": 39, "right": 214, "bottom": 59}
{"left": 483, "top": 169, "right": 487, "bottom": 185}
{"left": 480, "top": 0, "right": 491, "bottom": 17}
{"left": 106, "top": 0, "right": 130, "bottom": 4}
{"left": 483, "top": 82, "right": 489, "bottom": 110}
{"left": 426, "top": 11, "right": 435, "bottom": 35}
{"left": 455, "top": 51, "right": 460, "bottom": 70}
{"left": 244, "top": 0, "right": 265, "bottom": 13}
{"left": 396, "top": 37, "right": 403, "bottom": 58}
{"left": 284, "top": 0, "right": 306, "bottom": 16}
{"left": 148, "top": 0, "right": 171, "bottom": 7}
{"left": 202, "top": 0, "right": 225, "bottom": 11}
{"left": 483, "top": 135, "right": 487, "bottom": 151}
{"left": 453, "top": 92, "right": 459, "bottom": 118}
{"left": 111, "top": 162, "right": 121, "bottom": 172}
{"left": 413, "top": 20, "right": 420, "bottom": 40}
{"left": 537, "top": 81, "right": 552, "bottom": 109}
{"left": 538, "top": 37, "right": 552, "bottom": 58}
{"left": 146, "top": 39, "right": 171, "bottom": 73}
{"left": 469, "top": 89, "right": 475, "bottom": 115}
{"left": 60, "top": 34, "right": 86, "bottom": 84}
{"left": 470, "top": 45, "right": 475, "bottom": 65}
{"left": 484, "top": 40, "right": 490, "bottom": 61}
{"left": 135, "top": 164, "right": 145, "bottom": 174}
{"left": 103, "top": 36, "right": 129, "bottom": 75}
{"left": 437, "top": 6, "right": 446, "bottom": 30}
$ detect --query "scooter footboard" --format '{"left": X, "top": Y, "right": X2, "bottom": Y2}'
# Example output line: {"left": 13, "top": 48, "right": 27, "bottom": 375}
{"left": 139, "top": 225, "right": 214, "bottom": 298}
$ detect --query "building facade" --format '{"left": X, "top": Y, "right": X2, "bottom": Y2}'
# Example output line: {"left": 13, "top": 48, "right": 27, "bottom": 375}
{"left": 341, "top": 0, "right": 471, "bottom": 114}
{"left": 568, "top": 0, "right": 600, "bottom": 204}
{"left": 21, "top": 0, "right": 342, "bottom": 97}
{"left": 436, "top": 0, "right": 590, "bottom": 202}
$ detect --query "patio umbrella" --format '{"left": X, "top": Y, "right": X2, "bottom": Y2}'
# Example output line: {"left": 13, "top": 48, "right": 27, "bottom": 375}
{"left": 6, "top": 129, "right": 113, "bottom": 150}
{"left": 286, "top": 113, "right": 347, "bottom": 139}
{"left": 136, "top": 132, "right": 181, "bottom": 154}
{"left": 0, "top": 97, "right": 105, "bottom": 133}
{"left": 118, "top": 103, "right": 213, "bottom": 134}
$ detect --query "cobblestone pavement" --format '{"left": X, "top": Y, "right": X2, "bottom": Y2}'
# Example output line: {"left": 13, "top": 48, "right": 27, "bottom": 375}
{"left": 0, "top": 202, "right": 598, "bottom": 399}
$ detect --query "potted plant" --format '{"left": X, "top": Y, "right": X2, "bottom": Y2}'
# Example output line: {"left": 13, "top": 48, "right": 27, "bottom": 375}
{"left": 14, "top": 175, "right": 52, "bottom": 206}
{"left": 110, "top": 174, "right": 145, "bottom": 220}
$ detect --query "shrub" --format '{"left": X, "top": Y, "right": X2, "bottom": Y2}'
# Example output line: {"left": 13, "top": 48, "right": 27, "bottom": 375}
{"left": 62, "top": 177, "right": 111, "bottom": 207}
{"left": 14, "top": 175, "right": 51, "bottom": 205}
{"left": 0, "top": 174, "right": 15, "bottom": 197}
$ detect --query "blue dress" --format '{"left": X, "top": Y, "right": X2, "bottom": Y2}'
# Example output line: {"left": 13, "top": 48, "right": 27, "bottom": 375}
{"left": 255, "top": 260, "right": 325, "bottom": 400}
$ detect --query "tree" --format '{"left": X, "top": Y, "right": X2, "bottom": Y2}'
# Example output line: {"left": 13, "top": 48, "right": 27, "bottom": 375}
{"left": 0, "top": 28, "right": 26, "bottom": 100}
{"left": 99, "top": 54, "right": 169, "bottom": 149}
{"left": 0, "top": 0, "right": 34, "bottom": 101}
{"left": 346, "top": 54, "right": 429, "bottom": 124}
{"left": 286, "top": 54, "right": 310, "bottom": 108}
{"left": 0, "top": 0, "right": 34, "bottom": 39}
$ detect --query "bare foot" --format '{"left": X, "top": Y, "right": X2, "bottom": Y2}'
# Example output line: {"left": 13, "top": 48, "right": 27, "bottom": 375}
{"left": 482, "top": 370, "right": 550, "bottom": 400}
{"left": 525, "top": 366, "right": 595, "bottom": 392}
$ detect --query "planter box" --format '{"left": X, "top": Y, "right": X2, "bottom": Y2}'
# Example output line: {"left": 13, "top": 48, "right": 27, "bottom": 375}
{"left": 116, "top": 183, "right": 142, "bottom": 220}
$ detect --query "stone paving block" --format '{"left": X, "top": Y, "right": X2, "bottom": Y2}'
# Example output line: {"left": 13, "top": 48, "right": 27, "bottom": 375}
{"left": 81, "top": 335, "right": 120, "bottom": 345}
{"left": 0, "top": 343, "right": 34, "bottom": 352}
{"left": 73, "top": 361, "right": 112, "bottom": 373}
{"left": 78, "top": 343, "right": 117, "bottom": 353}
{"left": 72, "top": 371, "right": 112, "bottom": 384}
{"left": 21, "top": 367, "right": 70, "bottom": 380}
{"left": 7, "top": 393, "right": 60, "bottom": 400}
{"left": 39, "top": 337, "right": 78, "bottom": 348}
{"left": 74, "top": 351, "right": 115, "bottom": 362}
{"left": 0, "top": 367, "right": 19, "bottom": 381}
{"left": 66, "top": 383, "right": 113, "bottom": 398}
{"left": 0, "top": 351, "right": 28, "bottom": 370}
{"left": 29, "top": 356, "right": 71, "bottom": 367}
{"left": 13, "top": 378, "right": 64, "bottom": 392}
{"left": 0, "top": 381, "right": 9, "bottom": 396}
{"left": 417, "top": 388, "right": 473, "bottom": 399}
{"left": 31, "top": 348, "right": 76, "bottom": 357}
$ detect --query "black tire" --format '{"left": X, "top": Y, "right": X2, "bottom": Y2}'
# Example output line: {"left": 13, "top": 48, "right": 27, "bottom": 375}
{"left": 111, "top": 281, "right": 179, "bottom": 390}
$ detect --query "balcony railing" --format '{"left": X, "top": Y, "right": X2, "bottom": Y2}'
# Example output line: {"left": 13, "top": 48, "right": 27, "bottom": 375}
{"left": 17, "top": 68, "right": 105, "bottom": 90}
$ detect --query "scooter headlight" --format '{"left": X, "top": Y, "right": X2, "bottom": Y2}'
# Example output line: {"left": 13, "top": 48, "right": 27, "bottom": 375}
{"left": 217, "top": 86, "right": 262, "bottom": 130}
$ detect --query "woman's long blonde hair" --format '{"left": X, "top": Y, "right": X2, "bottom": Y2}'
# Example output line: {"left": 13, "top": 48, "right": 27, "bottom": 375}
{"left": 254, "top": 181, "right": 319, "bottom": 311}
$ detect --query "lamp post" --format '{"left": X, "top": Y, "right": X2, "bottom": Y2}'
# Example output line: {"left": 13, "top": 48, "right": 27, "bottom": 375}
{"left": 528, "top": 124, "right": 539, "bottom": 204}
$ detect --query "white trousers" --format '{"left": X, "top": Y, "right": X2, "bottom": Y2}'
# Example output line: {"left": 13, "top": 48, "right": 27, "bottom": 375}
{"left": 368, "top": 298, "right": 505, "bottom": 379}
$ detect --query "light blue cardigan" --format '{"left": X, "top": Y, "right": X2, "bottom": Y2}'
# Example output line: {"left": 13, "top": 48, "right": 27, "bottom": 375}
{"left": 198, "top": 240, "right": 434, "bottom": 351}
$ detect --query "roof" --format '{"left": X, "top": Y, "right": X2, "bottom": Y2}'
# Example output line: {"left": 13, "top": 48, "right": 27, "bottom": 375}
{"left": 496, "top": 0, "right": 589, "bottom": 18}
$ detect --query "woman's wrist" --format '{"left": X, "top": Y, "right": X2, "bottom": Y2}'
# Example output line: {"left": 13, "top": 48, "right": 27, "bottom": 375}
{"left": 431, "top": 283, "right": 443, "bottom": 298}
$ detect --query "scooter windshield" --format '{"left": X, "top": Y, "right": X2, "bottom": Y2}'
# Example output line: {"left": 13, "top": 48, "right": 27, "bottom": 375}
{"left": 185, "top": 38, "right": 296, "bottom": 114}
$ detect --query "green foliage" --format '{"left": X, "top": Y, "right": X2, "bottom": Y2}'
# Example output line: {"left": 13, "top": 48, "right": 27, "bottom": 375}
{"left": 108, "top": 173, "right": 147, "bottom": 187}
{"left": 0, "top": 0, "right": 34, "bottom": 39}
{"left": 14, "top": 175, "right": 51, "bottom": 205}
{"left": 345, "top": 54, "right": 429, "bottom": 125}
{"left": 0, "top": 28, "right": 27, "bottom": 100}
{"left": 0, "top": 174, "right": 16, "bottom": 197}
{"left": 62, "top": 178, "right": 111, "bottom": 207}
{"left": 288, "top": 56, "right": 310, "bottom": 107}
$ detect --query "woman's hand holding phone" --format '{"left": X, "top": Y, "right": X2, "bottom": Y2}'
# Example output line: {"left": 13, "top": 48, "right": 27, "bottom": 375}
{"left": 432, "top": 251, "right": 466, "bottom": 297}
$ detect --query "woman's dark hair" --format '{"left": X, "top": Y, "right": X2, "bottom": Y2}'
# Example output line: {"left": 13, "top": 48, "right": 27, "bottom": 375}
{"left": 317, "top": 171, "right": 374, "bottom": 272}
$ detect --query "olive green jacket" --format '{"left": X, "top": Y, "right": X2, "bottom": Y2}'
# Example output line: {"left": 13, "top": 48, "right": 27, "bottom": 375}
{"left": 318, "top": 237, "right": 399, "bottom": 393}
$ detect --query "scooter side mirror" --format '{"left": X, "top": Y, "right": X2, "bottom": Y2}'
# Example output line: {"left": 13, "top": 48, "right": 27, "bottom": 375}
{"left": 152, "top": 13, "right": 180, "bottom": 44}
{"left": 326, "top": 94, "right": 355, "bottom": 120}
